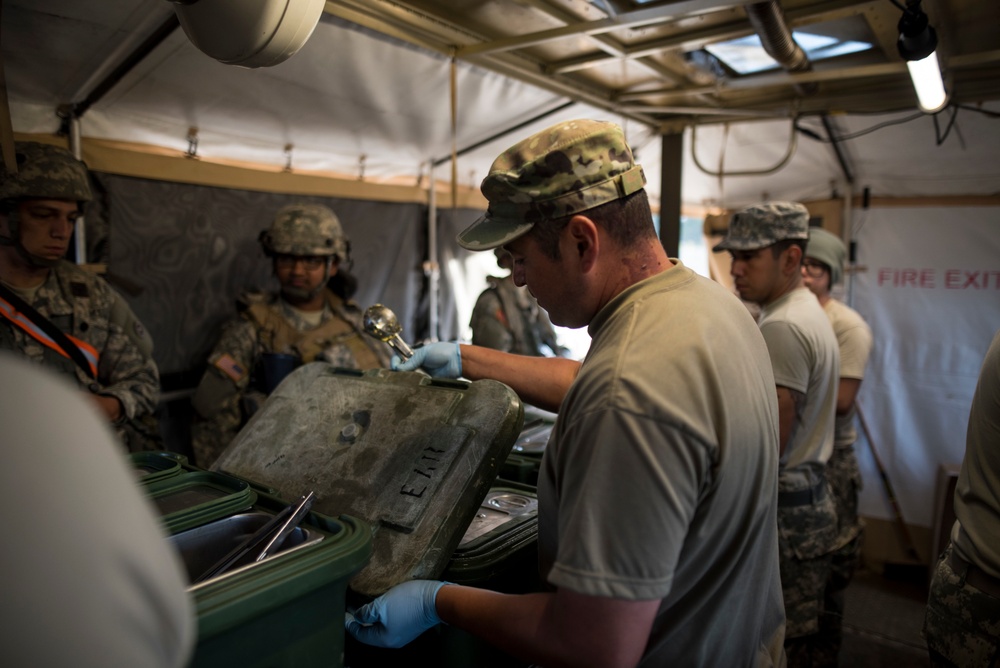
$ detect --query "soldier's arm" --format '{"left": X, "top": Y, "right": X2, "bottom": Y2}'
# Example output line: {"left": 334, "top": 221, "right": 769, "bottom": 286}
{"left": 94, "top": 317, "right": 160, "bottom": 423}
{"left": 458, "top": 344, "right": 580, "bottom": 413}
{"left": 191, "top": 316, "right": 259, "bottom": 418}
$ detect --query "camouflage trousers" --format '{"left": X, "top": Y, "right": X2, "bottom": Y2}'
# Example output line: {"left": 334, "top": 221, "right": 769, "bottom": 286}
{"left": 814, "top": 446, "right": 866, "bottom": 668}
{"left": 923, "top": 543, "right": 1000, "bottom": 667}
{"left": 778, "top": 482, "right": 838, "bottom": 668}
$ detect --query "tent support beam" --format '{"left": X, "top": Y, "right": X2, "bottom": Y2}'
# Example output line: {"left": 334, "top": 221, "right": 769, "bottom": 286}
{"left": 659, "top": 131, "right": 683, "bottom": 257}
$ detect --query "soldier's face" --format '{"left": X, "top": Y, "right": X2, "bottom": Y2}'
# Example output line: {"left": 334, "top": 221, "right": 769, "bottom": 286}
{"left": 274, "top": 254, "right": 331, "bottom": 294}
{"left": 728, "top": 246, "right": 784, "bottom": 306}
{"left": 11, "top": 199, "right": 80, "bottom": 262}
{"left": 801, "top": 258, "right": 830, "bottom": 297}
{"left": 505, "top": 232, "right": 579, "bottom": 328}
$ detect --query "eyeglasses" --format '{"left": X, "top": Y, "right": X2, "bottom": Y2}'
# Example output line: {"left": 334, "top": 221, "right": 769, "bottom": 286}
{"left": 801, "top": 259, "right": 829, "bottom": 277}
{"left": 274, "top": 254, "right": 327, "bottom": 270}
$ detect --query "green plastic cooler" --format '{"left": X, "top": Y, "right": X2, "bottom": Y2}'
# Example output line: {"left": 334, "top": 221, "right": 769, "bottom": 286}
{"left": 213, "top": 364, "right": 525, "bottom": 597}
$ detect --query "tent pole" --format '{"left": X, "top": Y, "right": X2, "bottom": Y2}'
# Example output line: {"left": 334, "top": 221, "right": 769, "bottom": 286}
{"left": 427, "top": 163, "right": 439, "bottom": 342}
{"left": 68, "top": 118, "right": 87, "bottom": 265}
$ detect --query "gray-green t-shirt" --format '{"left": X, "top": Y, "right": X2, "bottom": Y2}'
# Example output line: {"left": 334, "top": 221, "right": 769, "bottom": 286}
{"left": 760, "top": 287, "right": 839, "bottom": 490}
{"left": 538, "top": 261, "right": 785, "bottom": 666}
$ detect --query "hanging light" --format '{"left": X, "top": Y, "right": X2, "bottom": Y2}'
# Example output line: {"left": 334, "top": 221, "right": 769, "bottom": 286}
{"left": 897, "top": 0, "right": 948, "bottom": 113}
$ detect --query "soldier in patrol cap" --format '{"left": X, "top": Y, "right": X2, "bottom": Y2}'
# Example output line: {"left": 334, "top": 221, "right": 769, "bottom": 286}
{"left": 715, "top": 202, "right": 841, "bottom": 667}
{"left": 190, "top": 202, "right": 391, "bottom": 468}
{"left": 348, "top": 120, "right": 786, "bottom": 666}
{"left": 0, "top": 141, "right": 161, "bottom": 452}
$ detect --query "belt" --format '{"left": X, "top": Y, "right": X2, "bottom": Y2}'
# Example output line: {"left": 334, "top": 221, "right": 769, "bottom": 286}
{"left": 947, "top": 548, "right": 1000, "bottom": 599}
{"left": 778, "top": 478, "right": 827, "bottom": 508}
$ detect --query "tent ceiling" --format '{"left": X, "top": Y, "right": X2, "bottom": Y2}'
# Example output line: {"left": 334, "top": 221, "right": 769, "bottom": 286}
{"left": 328, "top": 0, "right": 1000, "bottom": 127}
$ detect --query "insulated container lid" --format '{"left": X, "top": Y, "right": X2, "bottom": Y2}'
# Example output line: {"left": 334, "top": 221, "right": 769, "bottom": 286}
{"left": 213, "top": 364, "right": 523, "bottom": 596}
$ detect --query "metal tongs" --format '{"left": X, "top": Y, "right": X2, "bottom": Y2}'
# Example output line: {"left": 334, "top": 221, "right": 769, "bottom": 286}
{"left": 193, "top": 491, "right": 316, "bottom": 584}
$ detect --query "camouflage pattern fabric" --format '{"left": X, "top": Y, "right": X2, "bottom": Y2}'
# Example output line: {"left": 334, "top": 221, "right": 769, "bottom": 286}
{"left": 712, "top": 201, "right": 811, "bottom": 252}
{"left": 924, "top": 544, "right": 1000, "bottom": 667}
{"left": 0, "top": 141, "right": 92, "bottom": 202}
{"left": 813, "top": 446, "right": 865, "bottom": 667}
{"left": 190, "top": 288, "right": 391, "bottom": 468}
{"left": 777, "top": 486, "right": 838, "bottom": 649}
{"left": 0, "top": 261, "right": 160, "bottom": 451}
{"left": 458, "top": 119, "right": 646, "bottom": 251}
{"left": 259, "top": 203, "right": 348, "bottom": 259}
{"left": 470, "top": 274, "right": 560, "bottom": 356}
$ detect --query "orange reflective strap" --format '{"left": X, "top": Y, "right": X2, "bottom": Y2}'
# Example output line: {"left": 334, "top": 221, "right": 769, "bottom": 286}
{"left": 0, "top": 295, "right": 99, "bottom": 377}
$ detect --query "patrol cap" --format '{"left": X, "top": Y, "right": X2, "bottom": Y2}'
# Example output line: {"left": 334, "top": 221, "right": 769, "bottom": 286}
{"left": 457, "top": 119, "right": 646, "bottom": 251}
{"left": 806, "top": 227, "right": 846, "bottom": 285}
{"left": 712, "top": 201, "right": 810, "bottom": 252}
{"left": 0, "top": 141, "right": 92, "bottom": 203}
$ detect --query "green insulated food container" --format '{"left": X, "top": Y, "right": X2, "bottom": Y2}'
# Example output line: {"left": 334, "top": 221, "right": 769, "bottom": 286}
{"left": 129, "top": 450, "right": 186, "bottom": 485}
{"left": 177, "top": 490, "right": 372, "bottom": 668}
{"left": 212, "top": 364, "right": 524, "bottom": 598}
{"left": 144, "top": 470, "right": 256, "bottom": 533}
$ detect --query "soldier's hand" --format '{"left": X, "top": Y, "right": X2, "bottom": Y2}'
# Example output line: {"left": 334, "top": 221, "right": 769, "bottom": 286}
{"left": 345, "top": 580, "right": 449, "bottom": 648}
{"left": 392, "top": 342, "right": 462, "bottom": 379}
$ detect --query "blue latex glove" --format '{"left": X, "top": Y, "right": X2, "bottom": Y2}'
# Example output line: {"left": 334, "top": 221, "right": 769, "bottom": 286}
{"left": 345, "top": 580, "right": 448, "bottom": 648}
{"left": 392, "top": 342, "right": 462, "bottom": 379}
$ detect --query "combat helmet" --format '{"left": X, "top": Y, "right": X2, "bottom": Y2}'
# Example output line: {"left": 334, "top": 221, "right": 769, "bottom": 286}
{"left": 259, "top": 203, "right": 349, "bottom": 261}
{"left": 0, "top": 141, "right": 92, "bottom": 204}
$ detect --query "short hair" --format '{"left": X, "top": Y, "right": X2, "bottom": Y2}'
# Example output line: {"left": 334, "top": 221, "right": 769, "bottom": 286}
{"left": 528, "top": 189, "right": 654, "bottom": 260}
{"left": 769, "top": 238, "right": 806, "bottom": 262}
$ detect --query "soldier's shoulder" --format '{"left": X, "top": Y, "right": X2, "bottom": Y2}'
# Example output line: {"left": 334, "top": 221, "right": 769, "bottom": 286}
{"left": 51, "top": 261, "right": 114, "bottom": 303}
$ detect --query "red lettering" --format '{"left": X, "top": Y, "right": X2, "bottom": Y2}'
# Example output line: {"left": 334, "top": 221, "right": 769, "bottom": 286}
{"left": 876, "top": 267, "right": 936, "bottom": 289}
{"left": 943, "top": 270, "right": 1000, "bottom": 289}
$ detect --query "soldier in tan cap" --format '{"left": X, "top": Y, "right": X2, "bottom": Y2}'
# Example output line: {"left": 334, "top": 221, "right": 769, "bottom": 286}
{"left": 0, "top": 141, "right": 161, "bottom": 452}
{"left": 715, "top": 202, "right": 841, "bottom": 667}
{"left": 347, "top": 119, "right": 786, "bottom": 666}
{"left": 190, "top": 203, "right": 391, "bottom": 467}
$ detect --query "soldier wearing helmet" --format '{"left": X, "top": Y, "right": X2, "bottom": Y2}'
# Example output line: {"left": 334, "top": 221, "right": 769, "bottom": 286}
{"left": 191, "top": 203, "right": 392, "bottom": 468}
{"left": 0, "top": 141, "right": 161, "bottom": 451}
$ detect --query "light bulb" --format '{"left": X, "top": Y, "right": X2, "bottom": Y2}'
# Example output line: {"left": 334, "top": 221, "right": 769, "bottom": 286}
{"left": 906, "top": 50, "right": 947, "bottom": 113}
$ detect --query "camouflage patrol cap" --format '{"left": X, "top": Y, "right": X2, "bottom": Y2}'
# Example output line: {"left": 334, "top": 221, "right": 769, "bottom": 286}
{"left": 457, "top": 119, "right": 646, "bottom": 251}
{"left": 712, "top": 201, "right": 810, "bottom": 252}
{"left": 0, "top": 141, "right": 92, "bottom": 203}
{"left": 259, "top": 204, "right": 347, "bottom": 258}
{"left": 805, "top": 227, "right": 846, "bottom": 285}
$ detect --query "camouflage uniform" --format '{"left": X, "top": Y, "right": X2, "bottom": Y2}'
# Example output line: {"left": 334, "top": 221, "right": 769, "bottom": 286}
{"left": 806, "top": 229, "right": 873, "bottom": 668}
{"left": 0, "top": 260, "right": 161, "bottom": 449}
{"left": 470, "top": 274, "right": 561, "bottom": 356}
{"left": 924, "top": 330, "right": 1000, "bottom": 667}
{"left": 0, "top": 142, "right": 161, "bottom": 452}
{"left": 715, "top": 202, "right": 840, "bottom": 668}
{"left": 190, "top": 204, "right": 391, "bottom": 468}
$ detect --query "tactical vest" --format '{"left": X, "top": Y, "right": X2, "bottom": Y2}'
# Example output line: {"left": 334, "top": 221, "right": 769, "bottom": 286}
{"left": 244, "top": 291, "right": 386, "bottom": 370}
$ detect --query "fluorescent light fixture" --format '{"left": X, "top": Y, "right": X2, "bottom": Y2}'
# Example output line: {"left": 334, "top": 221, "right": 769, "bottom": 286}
{"left": 897, "top": 0, "right": 948, "bottom": 113}
{"left": 906, "top": 52, "right": 948, "bottom": 112}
